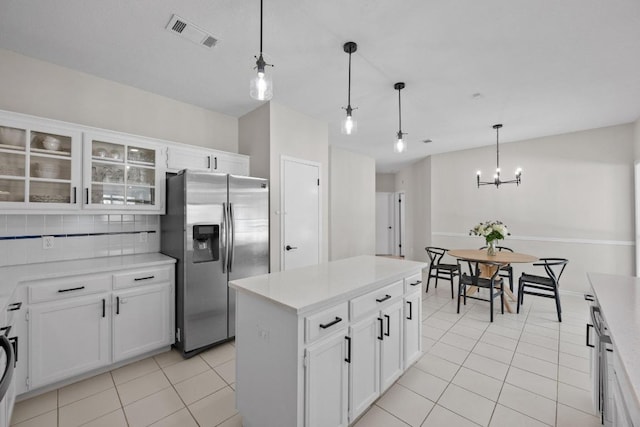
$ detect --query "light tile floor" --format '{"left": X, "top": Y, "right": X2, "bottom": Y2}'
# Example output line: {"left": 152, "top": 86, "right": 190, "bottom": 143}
{"left": 10, "top": 285, "right": 600, "bottom": 427}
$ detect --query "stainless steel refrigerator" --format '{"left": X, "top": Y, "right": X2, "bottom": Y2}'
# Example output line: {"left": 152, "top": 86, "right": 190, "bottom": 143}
{"left": 161, "top": 170, "right": 269, "bottom": 357}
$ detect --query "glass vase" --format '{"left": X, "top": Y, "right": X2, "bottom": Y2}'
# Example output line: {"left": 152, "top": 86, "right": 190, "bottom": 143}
{"left": 486, "top": 240, "right": 497, "bottom": 256}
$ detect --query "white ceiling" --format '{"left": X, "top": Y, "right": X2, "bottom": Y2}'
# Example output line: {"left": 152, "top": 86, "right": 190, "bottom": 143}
{"left": 1, "top": 0, "right": 640, "bottom": 173}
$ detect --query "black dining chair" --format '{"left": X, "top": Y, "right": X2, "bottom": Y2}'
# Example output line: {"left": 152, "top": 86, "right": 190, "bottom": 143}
{"left": 456, "top": 260, "right": 504, "bottom": 322}
{"left": 517, "top": 258, "right": 568, "bottom": 322}
{"left": 479, "top": 245, "right": 514, "bottom": 292}
{"left": 425, "top": 247, "right": 458, "bottom": 298}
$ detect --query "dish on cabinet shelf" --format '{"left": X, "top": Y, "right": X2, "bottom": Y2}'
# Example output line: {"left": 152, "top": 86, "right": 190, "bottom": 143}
{"left": 33, "top": 162, "right": 60, "bottom": 179}
{"left": 30, "top": 194, "right": 70, "bottom": 203}
{"left": 93, "top": 147, "right": 108, "bottom": 158}
{"left": 0, "top": 127, "right": 25, "bottom": 146}
{"left": 41, "top": 136, "right": 61, "bottom": 151}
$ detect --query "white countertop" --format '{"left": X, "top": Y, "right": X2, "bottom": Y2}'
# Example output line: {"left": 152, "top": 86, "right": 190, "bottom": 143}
{"left": 229, "top": 255, "right": 426, "bottom": 314}
{"left": 0, "top": 253, "right": 176, "bottom": 309}
{"left": 587, "top": 272, "right": 640, "bottom": 413}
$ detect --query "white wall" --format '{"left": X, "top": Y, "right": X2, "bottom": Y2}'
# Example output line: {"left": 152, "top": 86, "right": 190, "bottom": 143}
{"left": 395, "top": 157, "right": 432, "bottom": 262}
{"left": 238, "top": 103, "right": 270, "bottom": 179}
{"left": 0, "top": 48, "right": 238, "bottom": 152}
{"left": 376, "top": 174, "right": 396, "bottom": 192}
{"left": 329, "top": 147, "right": 376, "bottom": 261}
{"left": 238, "top": 102, "right": 329, "bottom": 272}
{"left": 428, "top": 124, "right": 634, "bottom": 293}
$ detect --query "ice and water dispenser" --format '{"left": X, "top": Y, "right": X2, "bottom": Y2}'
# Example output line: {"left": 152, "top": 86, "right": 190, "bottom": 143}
{"left": 192, "top": 224, "right": 219, "bottom": 263}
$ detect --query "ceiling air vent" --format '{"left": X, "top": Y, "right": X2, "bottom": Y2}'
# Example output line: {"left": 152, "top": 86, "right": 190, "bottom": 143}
{"left": 165, "top": 14, "right": 218, "bottom": 48}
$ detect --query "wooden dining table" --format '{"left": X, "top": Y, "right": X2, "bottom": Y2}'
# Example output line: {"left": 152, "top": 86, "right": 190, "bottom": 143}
{"left": 447, "top": 249, "right": 538, "bottom": 313}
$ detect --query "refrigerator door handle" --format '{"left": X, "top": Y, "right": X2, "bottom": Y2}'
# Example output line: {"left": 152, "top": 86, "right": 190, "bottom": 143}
{"left": 222, "top": 202, "right": 228, "bottom": 274}
{"left": 228, "top": 202, "right": 235, "bottom": 272}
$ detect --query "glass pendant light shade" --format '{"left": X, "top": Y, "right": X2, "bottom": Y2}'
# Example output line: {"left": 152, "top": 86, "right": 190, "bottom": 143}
{"left": 250, "top": 69, "right": 273, "bottom": 101}
{"left": 394, "top": 131, "right": 407, "bottom": 153}
{"left": 341, "top": 110, "right": 357, "bottom": 135}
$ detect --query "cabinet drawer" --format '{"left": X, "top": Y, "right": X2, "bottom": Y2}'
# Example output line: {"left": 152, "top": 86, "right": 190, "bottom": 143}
{"left": 113, "top": 266, "right": 172, "bottom": 290}
{"left": 404, "top": 273, "right": 422, "bottom": 293}
{"left": 350, "top": 280, "right": 404, "bottom": 320}
{"left": 28, "top": 274, "right": 111, "bottom": 303}
{"left": 305, "top": 302, "right": 349, "bottom": 344}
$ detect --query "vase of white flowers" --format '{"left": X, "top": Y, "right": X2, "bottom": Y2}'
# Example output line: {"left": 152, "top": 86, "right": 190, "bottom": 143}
{"left": 469, "top": 221, "right": 510, "bottom": 256}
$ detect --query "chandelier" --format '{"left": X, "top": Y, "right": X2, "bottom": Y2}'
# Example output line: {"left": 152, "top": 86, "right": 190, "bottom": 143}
{"left": 476, "top": 124, "right": 522, "bottom": 188}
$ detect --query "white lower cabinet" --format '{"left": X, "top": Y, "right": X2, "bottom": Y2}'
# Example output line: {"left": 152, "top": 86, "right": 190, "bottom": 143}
{"left": 348, "top": 316, "right": 379, "bottom": 421}
{"left": 305, "top": 330, "right": 349, "bottom": 427}
{"left": 21, "top": 261, "right": 175, "bottom": 393}
{"left": 379, "top": 300, "right": 404, "bottom": 391}
{"left": 112, "top": 283, "right": 172, "bottom": 362}
{"left": 29, "top": 294, "right": 110, "bottom": 388}
{"left": 403, "top": 289, "right": 422, "bottom": 367}
{"left": 234, "top": 266, "right": 424, "bottom": 427}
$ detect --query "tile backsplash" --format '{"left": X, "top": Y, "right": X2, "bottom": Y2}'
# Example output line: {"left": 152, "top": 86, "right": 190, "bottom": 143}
{"left": 0, "top": 214, "right": 160, "bottom": 267}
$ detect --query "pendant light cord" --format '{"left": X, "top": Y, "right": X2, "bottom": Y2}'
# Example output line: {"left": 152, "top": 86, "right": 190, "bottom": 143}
{"left": 347, "top": 50, "right": 352, "bottom": 107}
{"left": 259, "top": 0, "right": 263, "bottom": 54}
{"left": 495, "top": 125, "right": 500, "bottom": 173}
{"left": 398, "top": 87, "right": 402, "bottom": 134}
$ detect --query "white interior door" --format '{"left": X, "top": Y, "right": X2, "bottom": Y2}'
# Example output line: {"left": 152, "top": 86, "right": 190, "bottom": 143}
{"left": 376, "top": 193, "right": 394, "bottom": 255}
{"left": 282, "top": 157, "right": 320, "bottom": 271}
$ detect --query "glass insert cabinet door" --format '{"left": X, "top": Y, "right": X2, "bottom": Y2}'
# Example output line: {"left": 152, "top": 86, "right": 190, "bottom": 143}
{"left": 84, "top": 132, "right": 159, "bottom": 210}
{"left": 0, "top": 119, "right": 82, "bottom": 208}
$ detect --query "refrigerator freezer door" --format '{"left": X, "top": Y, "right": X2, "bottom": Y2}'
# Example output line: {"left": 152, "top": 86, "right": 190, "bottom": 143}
{"left": 184, "top": 171, "right": 229, "bottom": 352}
{"left": 228, "top": 175, "right": 269, "bottom": 336}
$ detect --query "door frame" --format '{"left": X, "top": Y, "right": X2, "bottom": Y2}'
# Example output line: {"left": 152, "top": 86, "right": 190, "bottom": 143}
{"left": 280, "top": 156, "right": 322, "bottom": 271}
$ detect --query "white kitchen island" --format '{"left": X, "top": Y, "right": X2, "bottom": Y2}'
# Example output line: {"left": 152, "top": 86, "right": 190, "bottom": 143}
{"left": 229, "top": 255, "right": 426, "bottom": 427}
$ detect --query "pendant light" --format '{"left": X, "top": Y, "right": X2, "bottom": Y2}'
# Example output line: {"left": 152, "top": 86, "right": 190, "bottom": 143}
{"left": 393, "top": 82, "right": 407, "bottom": 153}
{"left": 476, "top": 124, "right": 522, "bottom": 188}
{"left": 341, "top": 42, "right": 358, "bottom": 135}
{"left": 250, "top": 0, "right": 273, "bottom": 101}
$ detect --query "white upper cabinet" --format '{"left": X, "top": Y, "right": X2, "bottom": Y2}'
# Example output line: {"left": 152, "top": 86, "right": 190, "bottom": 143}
{"left": 166, "top": 145, "right": 249, "bottom": 176}
{"left": 0, "top": 112, "right": 82, "bottom": 211}
{"left": 83, "top": 130, "right": 163, "bottom": 213}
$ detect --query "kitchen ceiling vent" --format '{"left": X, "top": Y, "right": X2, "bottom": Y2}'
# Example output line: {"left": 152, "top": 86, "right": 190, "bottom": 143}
{"left": 165, "top": 14, "right": 218, "bottom": 48}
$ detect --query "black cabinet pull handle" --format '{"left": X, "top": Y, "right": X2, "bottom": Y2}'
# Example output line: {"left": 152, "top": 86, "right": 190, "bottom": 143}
{"left": 85, "top": 188, "right": 89, "bottom": 205}
{"left": 134, "top": 276, "right": 155, "bottom": 281}
{"left": 586, "top": 324, "right": 594, "bottom": 348}
{"left": 214, "top": 157, "right": 218, "bottom": 170}
{"left": 345, "top": 336, "right": 351, "bottom": 363}
{"left": 9, "top": 336, "right": 18, "bottom": 367}
{"left": 102, "top": 299, "right": 106, "bottom": 318}
{"left": 0, "top": 326, "right": 11, "bottom": 337}
{"left": 116, "top": 296, "right": 120, "bottom": 315}
{"left": 207, "top": 156, "right": 211, "bottom": 169}
{"left": 378, "top": 318, "right": 384, "bottom": 340}
{"left": 376, "top": 294, "right": 392, "bottom": 303}
{"left": 319, "top": 317, "right": 342, "bottom": 329}
{"left": 58, "top": 286, "right": 85, "bottom": 293}
{"left": 384, "top": 314, "right": 391, "bottom": 336}
{"left": 407, "top": 301, "right": 413, "bottom": 320}
{"left": 7, "top": 302, "right": 22, "bottom": 311}
{"left": 73, "top": 187, "right": 77, "bottom": 204}
{"left": 410, "top": 280, "right": 422, "bottom": 286}
{"left": 584, "top": 294, "right": 595, "bottom": 301}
